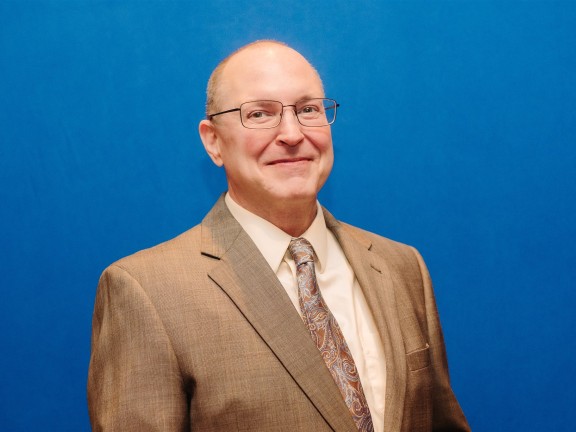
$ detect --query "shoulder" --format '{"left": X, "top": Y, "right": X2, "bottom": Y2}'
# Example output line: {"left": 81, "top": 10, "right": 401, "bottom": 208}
{"left": 106, "top": 195, "right": 232, "bottom": 276}
{"left": 322, "top": 205, "right": 423, "bottom": 262}
{"left": 345, "top": 220, "right": 425, "bottom": 264}
{"left": 322, "top": 206, "right": 410, "bottom": 249}
{"left": 340, "top": 221, "right": 413, "bottom": 251}
{"left": 329, "top": 212, "right": 422, "bottom": 259}
{"left": 105, "top": 223, "right": 204, "bottom": 281}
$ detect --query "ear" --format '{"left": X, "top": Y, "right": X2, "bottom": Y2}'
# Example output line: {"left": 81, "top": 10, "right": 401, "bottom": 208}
{"left": 199, "top": 119, "right": 224, "bottom": 167}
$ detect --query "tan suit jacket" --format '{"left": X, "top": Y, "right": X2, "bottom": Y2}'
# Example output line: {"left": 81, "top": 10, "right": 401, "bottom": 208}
{"left": 88, "top": 196, "right": 470, "bottom": 431}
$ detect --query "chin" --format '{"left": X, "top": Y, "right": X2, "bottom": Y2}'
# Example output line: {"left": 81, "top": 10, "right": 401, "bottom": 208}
{"left": 271, "top": 187, "right": 318, "bottom": 203}
{"left": 263, "top": 174, "right": 326, "bottom": 203}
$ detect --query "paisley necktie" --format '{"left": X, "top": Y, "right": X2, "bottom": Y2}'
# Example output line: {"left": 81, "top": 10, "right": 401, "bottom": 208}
{"left": 288, "top": 237, "right": 374, "bottom": 432}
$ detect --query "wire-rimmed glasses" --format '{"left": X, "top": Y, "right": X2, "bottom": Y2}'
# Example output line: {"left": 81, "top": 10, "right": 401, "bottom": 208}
{"left": 208, "top": 98, "right": 339, "bottom": 129}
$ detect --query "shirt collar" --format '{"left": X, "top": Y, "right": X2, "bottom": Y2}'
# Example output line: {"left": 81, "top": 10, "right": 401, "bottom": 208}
{"left": 224, "top": 193, "right": 328, "bottom": 273}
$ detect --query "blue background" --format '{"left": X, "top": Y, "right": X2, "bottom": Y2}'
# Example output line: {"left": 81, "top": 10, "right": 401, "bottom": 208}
{"left": 1, "top": 1, "right": 575, "bottom": 430}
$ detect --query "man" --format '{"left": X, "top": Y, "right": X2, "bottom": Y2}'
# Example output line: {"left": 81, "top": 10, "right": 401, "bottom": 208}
{"left": 88, "top": 40, "right": 470, "bottom": 431}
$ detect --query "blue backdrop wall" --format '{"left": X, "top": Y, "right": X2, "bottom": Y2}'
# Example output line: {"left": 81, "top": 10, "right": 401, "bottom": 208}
{"left": 1, "top": 1, "right": 575, "bottom": 430}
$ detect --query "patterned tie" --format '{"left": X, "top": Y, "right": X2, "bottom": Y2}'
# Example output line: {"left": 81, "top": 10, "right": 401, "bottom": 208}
{"left": 288, "top": 237, "right": 374, "bottom": 432}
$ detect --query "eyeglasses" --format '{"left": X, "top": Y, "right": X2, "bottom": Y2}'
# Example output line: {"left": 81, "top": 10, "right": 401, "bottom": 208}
{"left": 207, "top": 98, "right": 339, "bottom": 129}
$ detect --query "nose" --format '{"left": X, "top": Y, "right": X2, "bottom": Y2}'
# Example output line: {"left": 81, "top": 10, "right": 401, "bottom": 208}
{"left": 277, "top": 107, "right": 305, "bottom": 146}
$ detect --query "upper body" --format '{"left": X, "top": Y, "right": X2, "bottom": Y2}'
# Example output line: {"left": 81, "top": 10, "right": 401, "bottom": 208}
{"left": 88, "top": 196, "right": 469, "bottom": 431}
{"left": 88, "top": 40, "right": 470, "bottom": 431}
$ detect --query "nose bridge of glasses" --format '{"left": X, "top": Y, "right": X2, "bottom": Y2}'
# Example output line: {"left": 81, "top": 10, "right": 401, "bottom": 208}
{"left": 279, "top": 104, "right": 300, "bottom": 124}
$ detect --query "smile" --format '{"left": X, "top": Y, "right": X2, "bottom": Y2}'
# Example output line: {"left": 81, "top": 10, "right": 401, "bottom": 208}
{"left": 267, "top": 157, "right": 311, "bottom": 165}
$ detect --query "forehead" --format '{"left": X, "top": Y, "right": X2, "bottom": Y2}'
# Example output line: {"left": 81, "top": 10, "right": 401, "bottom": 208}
{"left": 218, "top": 44, "right": 324, "bottom": 103}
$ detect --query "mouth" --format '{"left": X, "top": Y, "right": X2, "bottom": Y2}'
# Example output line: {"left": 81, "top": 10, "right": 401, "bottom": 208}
{"left": 267, "top": 157, "right": 311, "bottom": 166}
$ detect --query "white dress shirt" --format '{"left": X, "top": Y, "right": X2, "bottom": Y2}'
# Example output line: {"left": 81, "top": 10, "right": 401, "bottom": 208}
{"left": 225, "top": 193, "right": 386, "bottom": 431}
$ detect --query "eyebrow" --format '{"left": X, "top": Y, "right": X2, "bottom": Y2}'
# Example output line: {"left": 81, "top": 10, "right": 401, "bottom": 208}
{"left": 250, "top": 95, "right": 325, "bottom": 104}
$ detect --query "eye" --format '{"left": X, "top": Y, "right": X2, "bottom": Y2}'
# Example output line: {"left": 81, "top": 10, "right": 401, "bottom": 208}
{"left": 299, "top": 105, "right": 320, "bottom": 114}
{"left": 246, "top": 109, "right": 275, "bottom": 120}
{"left": 248, "top": 111, "right": 266, "bottom": 119}
{"left": 240, "top": 101, "right": 282, "bottom": 126}
{"left": 297, "top": 102, "right": 323, "bottom": 119}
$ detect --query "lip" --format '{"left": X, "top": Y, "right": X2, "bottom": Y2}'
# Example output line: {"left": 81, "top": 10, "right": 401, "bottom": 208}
{"left": 266, "top": 157, "right": 311, "bottom": 165}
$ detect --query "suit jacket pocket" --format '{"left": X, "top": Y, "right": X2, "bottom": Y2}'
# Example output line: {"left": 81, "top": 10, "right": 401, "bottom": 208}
{"left": 407, "top": 343, "right": 431, "bottom": 371}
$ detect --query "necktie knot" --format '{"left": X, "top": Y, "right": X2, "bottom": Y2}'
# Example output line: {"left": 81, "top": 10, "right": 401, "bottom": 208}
{"left": 288, "top": 237, "right": 315, "bottom": 267}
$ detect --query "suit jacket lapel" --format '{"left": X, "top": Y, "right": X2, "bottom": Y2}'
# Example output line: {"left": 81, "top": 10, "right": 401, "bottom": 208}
{"left": 324, "top": 209, "right": 407, "bottom": 432}
{"left": 200, "top": 197, "right": 357, "bottom": 431}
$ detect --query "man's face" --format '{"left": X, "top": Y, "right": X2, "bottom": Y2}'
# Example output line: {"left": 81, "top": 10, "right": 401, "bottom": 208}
{"left": 200, "top": 44, "right": 334, "bottom": 215}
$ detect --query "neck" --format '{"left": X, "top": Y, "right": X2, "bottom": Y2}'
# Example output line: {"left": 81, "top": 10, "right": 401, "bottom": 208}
{"left": 229, "top": 193, "right": 318, "bottom": 237}
{"left": 266, "top": 201, "right": 318, "bottom": 237}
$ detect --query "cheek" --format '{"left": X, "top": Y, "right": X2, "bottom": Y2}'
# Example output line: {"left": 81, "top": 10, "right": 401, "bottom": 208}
{"left": 323, "top": 149, "right": 334, "bottom": 178}
{"left": 219, "top": 131, "right": 263, "bottom": 162}
{"left": 307, "top": 128, "right": 333, "bottom": 152}
{"left": 318, "top": 131, "right": 334, "bottom": 171}
{"left": 238, "top": 136, "right": 277, "bottom": 164}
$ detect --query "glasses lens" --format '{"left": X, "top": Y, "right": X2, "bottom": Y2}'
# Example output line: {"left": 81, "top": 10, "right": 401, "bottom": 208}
{"left": 296, "top": 98, "right": 337, "bottom": 127}
{"left": 240, "top": 100, "right": 282, "bottom": 129}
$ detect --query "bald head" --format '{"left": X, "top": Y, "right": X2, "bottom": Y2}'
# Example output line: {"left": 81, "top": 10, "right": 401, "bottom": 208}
{"left": 205, "top": 40, "right": 323, "bottom": 116}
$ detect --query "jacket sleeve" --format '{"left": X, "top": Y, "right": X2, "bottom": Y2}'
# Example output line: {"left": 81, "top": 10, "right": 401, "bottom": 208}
{"left": 411, "top": 247, "right": 471, "bottom": 432}
{"left": 87, "top": 264, "right": 188, "bottom": 431}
